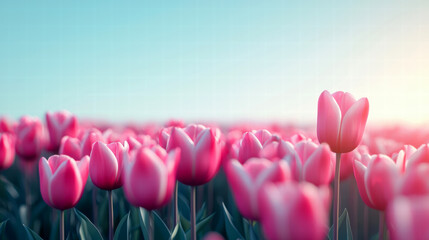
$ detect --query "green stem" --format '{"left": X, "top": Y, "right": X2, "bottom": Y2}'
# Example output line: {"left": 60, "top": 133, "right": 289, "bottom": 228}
{"left": 190, "top": 186, "right": 196, "bottom": 240}
{"left": 333, "top": 153, "right": 342, "bottom": 240}
{"left": 108, "top": 190, "right": 114, "bottom": 240}
{"left": 60, "top": 210, "right": 64, "bottom": 240}
{"left": 174, "top": 182, "right": 178, "bottom": 227}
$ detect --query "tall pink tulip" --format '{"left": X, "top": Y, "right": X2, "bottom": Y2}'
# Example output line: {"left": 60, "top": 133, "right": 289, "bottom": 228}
{"left": 387, "top": 196, "right": 429, "bottom": 240}
{"left": 258, "top": 182, "right": 331, "bottom": 240}
{"left": 123, "top": 145, "right": 180, "bottom": 240}
{"left": 284, "top": 140, "right": 334, "bottom": 186}
{"left": 123, "top": 145, "right": 180, "bottom": 210}
{"left": 15, "top": 116, "right": 44, "bottom": 160}
{"left": 90, "top": 140, "right": 128, "bottom": 240}
{"left": 166, "top": 124, "right": 222, "bottom": 186}
{"left": 89, "top": 141, "right": 129, "bottom": 190}
{"left": 225, "top": 158, "right": 290, "bottom": 220}
{"left": 0, "top": 133, "right": 15, "bottom": 170}
{"left": 39, "top": 155, "right": 89, "bottom": 210}
{"left": 317, "top": 90, "right": 369, "bottom": 240}
{"left": 317, "top": 90, "right": 369, "bottom": 153}
{"left": 46, "top": 111, "right": 79, "bottom": 151}
{"left": 39, "top": 154, "right": 89, "bottom": 240}
{"left": 166, "top": 124, "right": 222, "bottom": 240}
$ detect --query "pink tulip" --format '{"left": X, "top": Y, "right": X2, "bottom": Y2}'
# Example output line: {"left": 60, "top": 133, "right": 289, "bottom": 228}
{"left": 0, "top": 133, "right": 15, "bottom": 170}
{"left": 353, "top": 154, "right": 399, "bottom": 210}
{"left": 0, "top": 116, "right": 16, "bottom": 133}
{"left": 46, "top": 111, "right": 79, "bottom": 151}
{"left": 166, "top": 124, "right": 222, "bottom": 186}
{"left": 89, "top": 141, "right": 129, "bottom": 190}
{"left": 284, "top": 140, "right": 334, "bottom": 186}
{"left": 80, "top": 128, "right": 104, "bottom": 157}
{"left": 15, "top": 116, "right": 44, "bottom": 160}
{"left": 258, "top": 182, "right": 331, "bottom": 240}
{"left": 127, "top": 134, "right": 156, "bottom": 151}
{"left": 123, "top": 146, "right": 180, "bottom": 210}
{"left": 392, "top": 144, "right": 416, "bottom": 173}
{"left": 234, "top": 130, "right": 274, "bottom": 163}
{"left": 404, "top": 144, "right": 429, "bottom": 170}
{"left": 397, "top": 163, "right": 429, "bottom": 196}
{"left": 339, "top": 145, "right": 369, "bottom": 180}
{"left": 225, "top": 158, "right": 290, "bottom": 220}
{"left": 387, "top": 196, "right": 429, "bottom": 240}
{"left": 59, "top": 136, "right": 82, "bottom": 160}
{"left": 317, "top": 90, "right": 369, "bottom": 153}
{"left": 39, "top": 155, "right": 89, "bottom": 210}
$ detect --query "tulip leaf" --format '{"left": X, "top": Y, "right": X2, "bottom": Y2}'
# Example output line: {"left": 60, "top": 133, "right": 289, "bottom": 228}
{"left": 180, "top": 214, "right": 190, "bottom": 232}
{"left": 153, "top": 211, "right": 171, "bottom": 240}
{"left": 74, "top": 208, "right": 103, "bottom": 240}
{"left": 243, "top": 220, "right": 258, "bottom": 240}
{"left": 185, "top": 213, "right": 215, "bottom": 239}
{"left": 328, "top": 208, "right": 353, "bottom": 240}
{"left": 138, "top": 208, "right": 150, "bottom": 240}
{"left": 139, "top": 208, "right": 171, "bottom": 240}
{"left": 114, "top": 212, "right": 128, "bottom": 240}
{"left": 0, "top": 219, "right": 8, "bottom": 238}
{"left": 196, "top": 202, "right": 206, "bottom": 222}
{"left": 222, "top": 203, "right": 244, "bottom": 240}
{"left": 178, "top": 193, "right": 190, "bottom": 221}
{"left": 170, "top": 222, "right": 186, "bottom": 240}
{"left": 23, "top": 224, "right": 43, "bottom": 240}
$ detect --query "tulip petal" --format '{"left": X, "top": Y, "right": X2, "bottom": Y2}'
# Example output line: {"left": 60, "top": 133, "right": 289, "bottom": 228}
{"left": 339, "top": 97, "right": 369, "bottom": 153}
{"left": 50, "top": 159, "right": 82, "bottom": 210}
{"left": 194, "top": 129, "right": 221, "bottom": 185}
{"left": 89, "top": 141, "right": 119, "bottom": 190}
{"left": 353, "top": 160, "right": 375, "bottom": 209}
{"left": 317, "top": 90, "right": 341, "bottom": 152}
{"left": 238, "top": 132, "right": 263, "bottom": 163}
{"left": 303, "top": 144, "right": 332, "bottom": 186}
{"left": 365, "top": 155, "right": 398, "bottom": 211}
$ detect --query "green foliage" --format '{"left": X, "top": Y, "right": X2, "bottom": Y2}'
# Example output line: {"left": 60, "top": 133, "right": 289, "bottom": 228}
{"left": 328, "top": 208, "right": 353, "bottom": 240}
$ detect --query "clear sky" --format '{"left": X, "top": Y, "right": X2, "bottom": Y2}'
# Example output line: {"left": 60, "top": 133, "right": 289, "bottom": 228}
{"left": 1, "top": 1, "right": 429, "bottom": 125}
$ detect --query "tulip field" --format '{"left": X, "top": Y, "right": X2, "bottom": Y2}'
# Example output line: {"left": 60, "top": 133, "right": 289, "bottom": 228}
{"left": 1, "top": 90, "right": 429, "bottom": 240}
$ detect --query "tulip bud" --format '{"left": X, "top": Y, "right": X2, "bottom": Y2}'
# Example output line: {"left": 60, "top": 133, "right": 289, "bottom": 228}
{"left": 39, "top": 155, "right": 89, "bottom": 210}
{"left": 123, "top": 146, "right": 180, "bottom": 210}
{"left": 317, "top": 90, "right": 369, "bottom": 153}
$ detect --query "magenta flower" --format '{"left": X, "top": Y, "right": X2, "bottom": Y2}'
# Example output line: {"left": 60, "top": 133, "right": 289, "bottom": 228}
{"left": 225, "top": 158, "right": 290, "bottom": 220}
{"left": 0, "top": 133, "right": 15, "bottom": 170}
{"left": 284, "top": 140, "right": 334, "bottom": 186}
{"left": 39, "top": 155, "right": 89, "bottom": 210}
{"left": 258, "top": 182, "right": 331, "bottom": 240}
{"left": 89, "top": 141, "right": 129, "bottom": 190}
{"left": 46, "top": 111, "right": 79, "bottom": 151}
{"left": 353, "top": 154, "right": 399, "bottom": 211}
{"left": 387, "top": 196, "right": 429, "bottom": 240}
{"left": 15, "top": 116, "right": 44, "bottom": 160}
{"left": 317, "top": 90, "right": 369, "bottom": 153}
{"left": 166, "top": 124, "right": 222, "bottom": 186}
{"left": 123, "top": 146, "right": 180, "bottom": 210}
{"left": 59, "top": 136, "right": 82, "bottom": 160}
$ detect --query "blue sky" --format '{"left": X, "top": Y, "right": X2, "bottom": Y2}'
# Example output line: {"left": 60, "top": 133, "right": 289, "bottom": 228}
{"left": 1, "top": 1, "right": 429, "bottom": 124}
